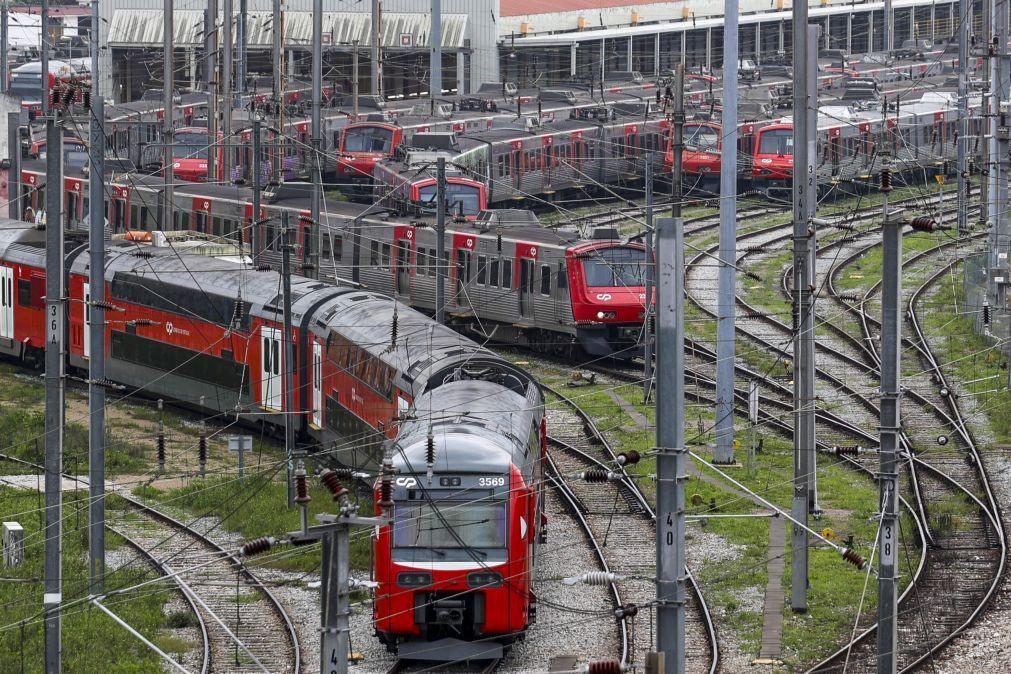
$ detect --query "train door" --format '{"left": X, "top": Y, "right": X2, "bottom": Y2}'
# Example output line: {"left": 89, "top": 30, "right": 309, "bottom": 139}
{"left": 519, "top": 259, "right": 535, "bottom": 319}
{"left": 83, "top": 282, "right": 90, "bottom": 358}
{"left": 452, "top": 233, "right": 475, "bottom": 308}
{"left": 0, "top": 267, "right": 12, "bottom": 340}
{"left": 260, "top": 326, "right": 282, "bottom": 410}
{"left": 311, "top": 341, "right": 322, "bottom": 428}
{"left": 395, "top": 242, "right": 410, "bottom": 295}
{"left": 110, "top": 187, "right": 129, "bottom": 233}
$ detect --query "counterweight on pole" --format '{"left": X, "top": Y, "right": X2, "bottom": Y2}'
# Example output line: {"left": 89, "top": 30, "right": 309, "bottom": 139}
{"left": 656, "top": 65, "right": 687, "bottom": 674}
{"left": 714, "top": 0, "right": 739, "bottom": 465}
{"left": 88, "top": 0, "right": 107, "bottom": 596}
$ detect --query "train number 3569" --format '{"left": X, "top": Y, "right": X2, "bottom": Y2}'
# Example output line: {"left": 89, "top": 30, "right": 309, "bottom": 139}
{"left": 478, "top": 477, "right": 506, "bottom": 487}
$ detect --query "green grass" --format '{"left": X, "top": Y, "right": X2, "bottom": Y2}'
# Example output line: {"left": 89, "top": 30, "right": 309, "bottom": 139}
{"left": 134, "top": 472, "right": 372, "bottom": 572}
{"left": 0, "top": 487, "right": 182, "bottom": 673}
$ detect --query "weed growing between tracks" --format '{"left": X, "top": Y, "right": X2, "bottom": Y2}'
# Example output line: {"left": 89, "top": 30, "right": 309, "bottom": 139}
{"left": 134, "top": 474, "right": 372, "bottom": 573}
{"left": 0, "top": 487, "right": 184, "bottom": 672}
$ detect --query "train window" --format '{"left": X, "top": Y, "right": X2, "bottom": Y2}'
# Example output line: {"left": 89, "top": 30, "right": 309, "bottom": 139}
{"left": 140, "top": 207, "right": 151, "bottom": 231}
{"left": 393, "top": 501, "right": 507, "bottom": 549}
{"left": 17, "top": 280, "right": 31, "bottom": 308}
{"left": 557, "top": 263, "right": 568, "bottom": 290}
{"left": 381, "top": 243, "right": 391, "bottom": 269}
{"left": 540, "top": 265, "right": 551, "bottom": 295}
{"left": 131, "top": 205, "right": 140, "bottom": 229}
{"left": 342, "top": 126, "right": 394, "bottom": 153}
{"left": 179, "top": 212, "right": 191, "bottom": 230}
{"left": 429, "top": 249, "right": 439, "bottom": 278}
{"left": 333, "top": 235, "right": 343, "bottom": 261}
{"left": 477, "top": 255, "right": 487, "bottom": 284}
{"left": 212, "top": 216, "right": 222, "bottom": 237}
{"left": 758, "top": 129, "right": 793, "bottom": 155}
{"left": 370, "top": 240, "right": 379, "bottom": 266}
{"left": 497, "top": 155, "right": 507, "bottom": 177}
{"left": 416, "top": 247, "right": 427, "bottom": 275}
{"left": 501, "top": 258, "right": 513, "bottom": 289}
{"left": 582, "top": 247, "right": 646, "bottom": 287}
{"left": 489, "top": 259, "right": 499, "bottom": 287}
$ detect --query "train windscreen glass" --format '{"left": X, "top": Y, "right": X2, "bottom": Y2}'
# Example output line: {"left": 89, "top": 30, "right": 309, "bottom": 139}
{"left": 173, "top": 132, "right": 209, "bottom": 159}
{"left": 393, "top": 501, "right": 507, "bottom": 549}
{"left": 685, "top": 125, "right": 719, "bottom": 151}
{"left": 418, "top": 184, "right": 482, "bottom": 216}
{"left": 343, "top": 127, "right": 394, "bottom": 153}
{"left": 759, "top": 129, "right": 794, "bottom": 156}
{"left": 9, "top": 74, "right": 43, "bottom": 100}
{"left": 582, "top": 247, "right": 646, "bottom": 287}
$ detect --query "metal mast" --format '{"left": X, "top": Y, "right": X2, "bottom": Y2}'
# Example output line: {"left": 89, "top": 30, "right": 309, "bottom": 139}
{"left": 656, "top": 65, "right": 687, "bottom": 674}
{"left": 994, "top": 0, "right": 1010, "bottom": 300}
{"left": 436, "top": 157, "right": 447, "bottom": 323}
{"left": 237, "top": 0, "right": 247, "bottom": 96}
{"left": 309, "top": 0, "right": 322, "bottom": 280}
{"left": 643, "top": 154, "right": 654, "bottom": 402}
{"left": 7, "top": 112, "right": 19, "bottom": 220}
{"left": 88, "top": 0, "right": 107, "bottom": 596}
{"left": 876, "top": 166, "right": 901, "bottom": 674}
{"left": 430, "top": 0, "right": 442, "bottom": 97}
{"left": 791, "top": 17, "right": 819, "bottom": 612}
{"left": 222, "top": 0, "right": 233, "bottom": 181}
{"left": 206, "top": 0, "right": 218, "bottom": 185}
{"left": 164, "top": 0, "right": 174, "bottom": 230}
{"left": 282, "top": 213, "right": 298, "bottom": 508}
{"left": 885, "top": 0, "right": 894, "bottom": 52}
{"left": 42, "top": 2, "right": 66, "bottom": 669}
{"left": 1, "top": 1, "right": 8, "bottom": 94}
{"left": 714, "top": 0, "right": 739, "bottom": 465}
{"left": 957, "top": 0, "right": 971, "bottom": 235}
{"left": 371, "top": 0, "right": 382, "bottom": 95}
{"left": 272, "top": 0, "right": 282, "bottom": 182}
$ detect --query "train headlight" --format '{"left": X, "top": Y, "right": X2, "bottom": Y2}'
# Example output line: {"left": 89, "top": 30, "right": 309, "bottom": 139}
{"left": 596, "top": 311, "right": 616, "bottom": 320}
{"left": 467, "top": 571, "right": 503, "bottom": 588}
{"left": 397, "top": 572, "right": 433, "bottom": 587}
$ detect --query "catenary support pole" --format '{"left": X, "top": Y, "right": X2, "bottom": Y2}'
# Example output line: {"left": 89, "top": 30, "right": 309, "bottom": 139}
{"left": 272, "top": 0, "right": 282, "bottom": 182}
{"left": 1, "top": 1, "right": 7, "bottom": 94}
{"left": 876, "top": 163, "right": 901, "bottom": 674}
{"left": 252, "top": 114, "right": 261, "bottom": 266}
{"left": 281, "top": 213, "right": 298, "bottom": 508}
{"left": 994, "top": 0, "right": 1010, "bottom": 307}
{"left": 656, "top": 64, "right": 686, "bottom": 674}
{"left": 206, "top": 0, "right": 218, "bottom": 185}
{"left": 431, "top": 0, "right": 442, "bottom": 97}
{"left": 164, "top": 0, "right": 174, "bottom": 231}
{"left": 371, "top": 0, "right": 381, "bottom": 95}
{"left": 644, "top": 153, "right": 654, "bottom": 402}
{"left": 957, "top": 0, "right": 970, "bottom": 236}
{"left": 222, "top": 0, "right": 233, "bottom": 181}
{"left": 714, "top": 0, "right": 739, "bottom": 465}
{"left": 352, "top": 41, "right": 360, "bottom": 120}
{"left": 309, "top": 0, "right": 322, "bottom": 280}
{"left": 885, "top": 0, "right": 894, "bottom": 52}
{"left": 791, "top": 16, "right": 818, "bottom": 614}
{"left": 319, "top": 525, "right": 350, "bottom": 674}
{"left": 7, "top": 112, "right": 19, "bottom": 220}
{"left": 237, "top": 0, "right": 247, "bottom": 96}
{"left": 803, "top": 26, "right": 820, "bottom": 518}
{"left": 436, "top": 157, "right": 447, "bottom": 324}
{"left": 43, "top": 4, "right": 65, "bottom": 667}
{"left": 88, "top": 0, "right": 106, "bottom": 596}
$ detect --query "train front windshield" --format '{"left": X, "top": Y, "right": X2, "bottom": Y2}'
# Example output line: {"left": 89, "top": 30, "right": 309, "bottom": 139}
{"left": 9, "top": 73, "right": 43, "bottom": 100}
{"left": 343, "top": 126, "right": 394, "bottom": 153}
{"left": 686, "top": 125, "right": 719, "bottom": 151}
{"left": 418, "top": 183, "right": 482, "bottom": 216}
{"left": 393, "top": 500, "right": 507, "bottom": 550}
{"left": 582, "top": 247, "right": 647, "bottom": 287}
{"left": 173, "top": 132, "right": 210, "bottom": 159}
{"left": 759, "top": 129, "right": 794, "bottom": 156}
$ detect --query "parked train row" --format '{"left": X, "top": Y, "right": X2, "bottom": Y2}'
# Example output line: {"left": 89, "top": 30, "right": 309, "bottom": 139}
{"left": 0, "top": 215, "right": 545, "bottom": 661}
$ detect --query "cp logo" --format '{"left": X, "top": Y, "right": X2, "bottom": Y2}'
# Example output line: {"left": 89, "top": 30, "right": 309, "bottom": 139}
{"left": 596, "top": 293, "right": 612, "bottom": 302}
{"left": 395, "top": 477, "right": 418, "bottom": 488}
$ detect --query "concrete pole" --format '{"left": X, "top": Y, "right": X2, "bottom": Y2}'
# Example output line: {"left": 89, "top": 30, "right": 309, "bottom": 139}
{"left": 237, "top": 0, "right": 247, "bottom": 95}
{"left": 7, "top": 112, "right": 19, "bottom": 220}
{"left": 164, "top": 0, "right": 174, "bottom": 230}
{"left": 885, "top": 0, "right": 894, "bottom": 52}
{"left": 43, "top": 4, "right": 65, "bottom": 663}
{"left": 272, "top": 0, "right": 282, "bottom": 183}
{"left": 371, "top": 0, "right": 381, "bottom": 95}
{"left": 252, "top": 114, "right": 261, "bottom": 266}
{"left": 309, "top": 0, "right": 322, "bottom": 280}
{"left": 876, "top": 167, "right": 901, "bottom": 674}
{"left": 714, "top": 0, "right": 739, "bottom": 465}
{"left": 319, "top": 526, "right": 351, "bottom": 674}
{"left": 644, "top": 154, "right": 654, "bottom": 403}
{"left": 222, "top": 0, "right": 233, "bottom": 181}
{"left": 995, "top": 0, "right": 1010, "bottom": 290}
{"left": 957, "top": 0, "right": 970, "bottom": 235}
{"left": 88, "top": 0, "right": 107, "bottom": 597}
{"left": 206, "top": 0, "right": 218, "bottom": 184}
{"left": 436, "top": 157, "right": 447, "bottom": 323}
{"left": 353, "top": 41, "right": 360, "bottom": 120}
{"left": 1, "top": 1, "right": 8, "bottom": 95}
{"left": 656, "top": 63, "right": 686, "bottom": 674}
{"left": 281, "top": 213, "right": 297, "bottom": 508}
{"left": 431, "top": 0, "right": 442, "bottom": 97}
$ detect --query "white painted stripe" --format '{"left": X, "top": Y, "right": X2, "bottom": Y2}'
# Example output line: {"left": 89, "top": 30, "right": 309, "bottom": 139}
{"left": 396, "top": 561, "right": 505, "bottom": 571}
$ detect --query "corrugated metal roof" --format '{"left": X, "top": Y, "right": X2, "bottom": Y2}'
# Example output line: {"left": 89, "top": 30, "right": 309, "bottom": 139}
{"left": 108, "top": 10, "right": 468, "bottom": 48}
{"left": 502, "top": 0, "right": 652, "bottom": 18}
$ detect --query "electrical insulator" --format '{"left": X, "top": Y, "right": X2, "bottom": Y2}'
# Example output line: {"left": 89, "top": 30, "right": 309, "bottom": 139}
{"left": 294, "top": 464, "right": 311, "bottom": 505}
{"left": 563, "top": 571, "right": 625, "bottom": 586}
{"left": 390, "top": 310, "right": 398, "bottom": 348}
{"left": 320, "top": 469, "right": 349, "bottom": 501}
{"left": 582, "top": 469, "right": 619, "bottom": 483}
{"left": 232, "top": 298, "right": 245, "bottom": 327}
{"left": 832, "top": 445, "right": 861, "bottom": 457}
{"left": 239, "top": 537, "right": 274, "bottom": 557}
{"left": 616, "top": 450, "right": 640, "bottom": 466}
{"left": 156, "top": 433, "right": 166, "bottom": 467}
{"left": 879, "top": 167, "right": 892, "bottom": 193}
{"left": 83, "top": 91, "right": 91, "bottom": 109}
{"left": 198, "top": 434, "right": 207, "bottom": 467}
{"left": 614, "top": 603, "right": 638, "bottom": 620}
{"left": 426, "top": 431, "right": 436, "bottom": 483}
{"left": 910, "top": 216, "right": 941, "bottom": 232}
{"left": 586, "top": 659, "right": 622, "bottom": 674}
{"left": 379, "top": 459, "right": 394, "bottom": 510}
{"left": 840, "top": 547, "right": 867, "bottom": 570}
{"left": 982, "top": 301, "right": 991, "bottom": 326}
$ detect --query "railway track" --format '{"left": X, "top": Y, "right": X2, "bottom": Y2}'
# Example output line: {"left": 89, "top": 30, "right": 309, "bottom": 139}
{"left": 541, "top": 383, "right": 718, "bottom": 674}
{"left": 384, "top": 656, "right": 501, "bottom": 674}
{"left": 0, "top": 451, "right": 301, "bottom": 674}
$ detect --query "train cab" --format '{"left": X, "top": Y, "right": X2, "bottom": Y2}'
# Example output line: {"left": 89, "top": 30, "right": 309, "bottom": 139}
{"left": 168, "top": 127, "right": 224, "bottom": 183}
{"left": 336, "top": 122, "right": 404, "bottom": 183}
{"left": 665, "top": 121, "right": 723, "bottom": 192}
{"left": 751, "top": 123, "right": 794, "bottom": 191}
{"left": 373, "top": 158, "right": 487, "bottom": 218}
{"left": 565, "top": 239, "right": 648, "bottom": 358}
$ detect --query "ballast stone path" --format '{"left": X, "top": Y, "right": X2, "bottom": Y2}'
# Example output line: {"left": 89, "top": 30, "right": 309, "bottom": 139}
{"left": 755, "top": 514, "right": 787, "bottom": 665}
{"left": 604, "top": 389, "right": 652, "bottom": 431}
